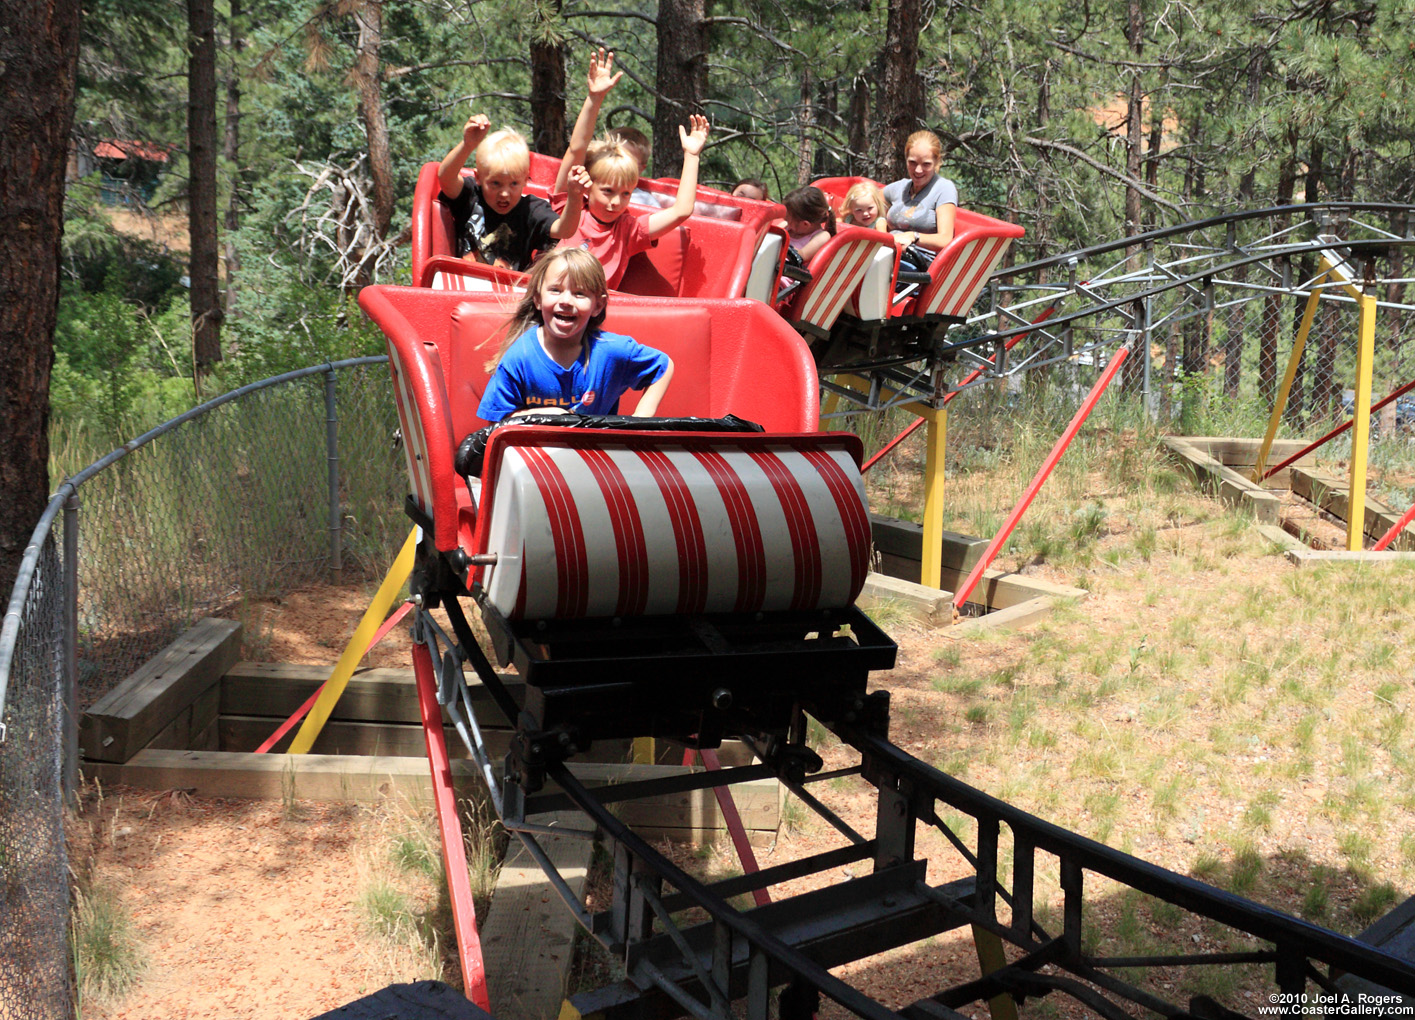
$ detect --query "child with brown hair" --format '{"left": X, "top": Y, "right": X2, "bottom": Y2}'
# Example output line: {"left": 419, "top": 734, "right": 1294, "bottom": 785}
{"left": 477, "top": 248, "right": 674, "bottom": 422}
{"left": 781, "top": 186, "right": 836, "bottom": 262}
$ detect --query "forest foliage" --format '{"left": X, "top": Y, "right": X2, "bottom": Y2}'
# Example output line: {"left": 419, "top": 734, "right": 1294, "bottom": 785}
{"left": 57, "top": 0, "right": 1415, "bottom": 444}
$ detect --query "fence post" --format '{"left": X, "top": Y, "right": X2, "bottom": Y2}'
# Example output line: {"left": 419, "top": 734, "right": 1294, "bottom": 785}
{"left": 1142, "top": 291, "right": 1154, "bottom": 420}
{"left": 63, "top": 490, "right": 79, "bottom": 804}
{"left": 325, "top": 369, "right": 343, "bottom": 583}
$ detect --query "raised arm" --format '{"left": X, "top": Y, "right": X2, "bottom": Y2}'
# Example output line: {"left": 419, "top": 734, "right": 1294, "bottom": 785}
{"left": 645, "top": 115, "right": 710, "bottom": 238}
{"left": 550, "top": 165, "right": 590, "bottom": 239}
{"left": 438, "top": 113, "right": 491, "bottom": 198}
{"left": 554, "top": 49, "right": 623, "bottom": 193}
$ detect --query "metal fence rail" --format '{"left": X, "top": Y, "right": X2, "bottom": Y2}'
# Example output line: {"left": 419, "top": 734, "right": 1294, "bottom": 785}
{"left": 0, "top": 355, "right": 398, "bottom": 1019}
{"left": 962, "top": 203, "right": 1415, "bottom": 433}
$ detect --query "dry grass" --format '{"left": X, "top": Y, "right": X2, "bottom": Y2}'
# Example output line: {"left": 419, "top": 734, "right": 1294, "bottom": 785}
{"left": 814, "top": 393, "right": 1415, "bottom": 1014}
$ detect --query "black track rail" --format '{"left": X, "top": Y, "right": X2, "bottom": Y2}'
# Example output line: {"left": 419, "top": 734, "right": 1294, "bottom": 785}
{"left": 416, "top": 594, "right": 1415, "bottom": 1020}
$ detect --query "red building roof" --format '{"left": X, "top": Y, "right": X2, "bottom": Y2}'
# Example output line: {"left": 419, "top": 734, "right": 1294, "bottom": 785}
{"left": 94, "top": 139, "right": 170, "bottom": 163}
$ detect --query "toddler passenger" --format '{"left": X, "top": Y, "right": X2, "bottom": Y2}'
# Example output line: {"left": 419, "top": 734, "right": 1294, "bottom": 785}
{"left": 839, "top": 181, "right": 888, "bottom": 231}
{"left": 478, "top": 249, "right": 674, "bottom": 423}
{"left": 437, "top": 114, "right": 587, "bottom": 270}
{"left": 781, "top": 186, "right": 836, "bottom": 262}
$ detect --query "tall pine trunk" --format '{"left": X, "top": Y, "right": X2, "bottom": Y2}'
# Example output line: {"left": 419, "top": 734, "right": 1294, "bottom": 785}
{"left": 1259, "top": 132, "right": 1298, "bottom": 405}
{"left": 874, "top": 0, "right": 924, "bottom": 180}
{"left": 352, "top": 0, "right": 394, "bottom": 240}
{"left": 847, "top": 75, "right": 870, "bottom": 175}
{"left": 223, "top": 0, "right": 244, "bottom": 318}
{"left": 189, "top": 0, "right": 222, "bottom": 369}
{"left": 529, "top": 0, "right": 567, "bottom": 156}
{"left": 795, "top": 67, "right": 814, "bottom": 185}
{"left": 0, "top": 0, "right": 81, "bottom": 598}
{"left": 653, "top": 0, "right": 707, "bottom": 178}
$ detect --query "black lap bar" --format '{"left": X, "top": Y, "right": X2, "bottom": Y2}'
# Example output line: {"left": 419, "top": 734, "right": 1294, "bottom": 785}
{"left": 455, "top": 412, "right": 765, "bottom": 479}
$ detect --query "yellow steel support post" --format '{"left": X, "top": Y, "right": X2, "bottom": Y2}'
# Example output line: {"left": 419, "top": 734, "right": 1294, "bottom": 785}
{"left": 1251, "top": 276, "right": 1327, "bottom": 483}
{"left": 288, "top": 527, "right": 418, "bottom": 754}
{"left": 821, "top": 388, "right": 841, "bottom": 424}
{"left": 1347, "top": 290, "right": 1377, "bottom": 550}
{"left": 972, "top": 925, "right": 1020, "bottom": 1020}
{"left": 833, "top": 374, "right": 948, "bottom": 589}
{"left": 920, "top": 408, "right": 948, "bottom": 591}
{"left": 632, "top": 737, "right": 656, "bottom": 764}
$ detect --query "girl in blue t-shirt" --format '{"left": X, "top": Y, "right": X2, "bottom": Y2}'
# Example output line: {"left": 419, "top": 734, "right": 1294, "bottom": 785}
{"left": 477, "top": 248, "right": 675, "bottom": 423}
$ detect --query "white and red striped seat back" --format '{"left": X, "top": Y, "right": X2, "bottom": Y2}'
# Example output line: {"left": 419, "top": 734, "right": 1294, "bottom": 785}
{"left": 791, "top": 228, "right": 892, "bottom": 334}
{"left": 745, "top": 231, "right": 786, "bottom": 305}
{"left": 386, "top": 343, "right": 449, "bottom": 519}
{"left": 845, "top": 245, "right": 900, "bottom": 321}
{"left": 431, "top": 269, "right": 504, "bottom": 293}
{"left": 917, "top": 234, "right": 1013, "bottom": 320}
{"left": 476, "top": 430, "right": 871, "bottom": 620}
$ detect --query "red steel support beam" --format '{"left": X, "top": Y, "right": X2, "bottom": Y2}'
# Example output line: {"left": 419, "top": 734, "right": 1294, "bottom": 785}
{"left": 412, "top": 638, "right": 491, "bottom": 1008}
{"left": 254, "top": 602, "right": 413, "bottom": 754}
{"left": 683, "top": 746, "right": 770, "bottom": 907}
{"left": 861, "top": 304, "right": 1059, "bottom": 475}
{"left": 1374, "top": 502, "right": 1415, "bottom": 552}
{"left": 1262, "top": 378, "right": 1415, "bottom": 481}
{"left": 952, "top": 344, "right": 1131, "bottom": 610}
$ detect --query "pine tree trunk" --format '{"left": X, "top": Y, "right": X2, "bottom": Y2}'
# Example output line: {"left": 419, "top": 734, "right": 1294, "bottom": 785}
{"left": 653, "top": 0, "right": 707, "bottom": 178}
{"left": 530, "top": 0, "right": 567, "bottom": 156}
{"left": 874, "top": 0, "right": 924, "bottom": 181}
{"left": 1123, "top": 0, "right": 1143, "bottom": 243}
{"left": 353, "top": 0, "right": 394, "bottom": 239}
{"left": 1144, "top": 99, "right": 1162, "bottom": 231}
{"left": 0, "top": 0, "right": 81, "bottom": 599}
{"left": 223, "top": 0, "right": 243, "bottom": 318}
{"left": 189, "top": 0, "right": 223, "bottom": 369}
{"left": 847, "top": 76, "right": 869, "bottom": 175}
{"left": 795, "top": 67, "right": 814, "bottom": 186}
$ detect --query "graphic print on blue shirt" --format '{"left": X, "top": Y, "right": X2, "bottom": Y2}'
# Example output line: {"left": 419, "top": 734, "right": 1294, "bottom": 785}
{"left": 476, "top": 327, "right": 670, "bottom": 423}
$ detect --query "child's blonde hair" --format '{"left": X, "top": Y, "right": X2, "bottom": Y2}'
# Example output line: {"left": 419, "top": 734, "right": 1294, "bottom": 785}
{"left": 839, "top": 181, "right": 888, "bottom": 226}
{"left": 585, "top": 140, "right": 640, "bottom": 190}
{"left": 484, "top": 249, "right": 610, "bottom": 371}
{"left": 474, "top": 129, "right": 531, "bottom": 179}
{"left": 604, "top": 126, "right": 650, "bottom": 172}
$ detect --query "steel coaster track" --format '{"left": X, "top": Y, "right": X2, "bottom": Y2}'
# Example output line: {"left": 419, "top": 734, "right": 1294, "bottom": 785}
{"left": 822, "top": 203, "right": 1415, "bottom": 418}
{"left": 412, "top": 594, "right": 1415, "bottom": 1020}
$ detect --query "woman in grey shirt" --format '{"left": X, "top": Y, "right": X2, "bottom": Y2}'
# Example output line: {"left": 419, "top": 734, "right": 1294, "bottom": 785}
{"left": 882, "top": 130, "right": 957, "bottom": 269}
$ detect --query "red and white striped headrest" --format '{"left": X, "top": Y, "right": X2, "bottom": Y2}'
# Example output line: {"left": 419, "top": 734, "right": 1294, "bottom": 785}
{"left": 920, "top": 235, "right": 1012, "bottom": 319}
{"left": 476, "top": 433, "right": 870, "bottom": 620}
{"left": 796, "top": 238, "right": 879, "bottom": 332}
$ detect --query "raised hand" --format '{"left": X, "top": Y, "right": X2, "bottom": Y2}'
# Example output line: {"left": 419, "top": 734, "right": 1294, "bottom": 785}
{"left": 586, "top": 48, "right": 623, "bottom": 99}
{"left": 565, "top": 164, "right": 592, "bottom": 198}
{"left": 462, "top": 113, "right": 491, "bottom": 147}
{"left": 678, "top": 114, "right": 710, "bottom": 157}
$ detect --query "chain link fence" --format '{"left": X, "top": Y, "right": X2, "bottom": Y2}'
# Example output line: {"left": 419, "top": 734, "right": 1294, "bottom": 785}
{"left": 0, "top": 536, "right": 71, "bottom": 1020}
{"left": 66, "top": 359, "right": 404, "bottom": 704}
{"left": 973, "top": 204, "right": 1415, "bottom": 476}
{"left": 0, "top": 356, "right": 401, "bottom": 1018}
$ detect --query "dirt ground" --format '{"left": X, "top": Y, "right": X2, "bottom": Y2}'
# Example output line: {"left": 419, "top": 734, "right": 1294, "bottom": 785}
{"left": 73, "top": 478, "right": 1406, "bottom": 1020}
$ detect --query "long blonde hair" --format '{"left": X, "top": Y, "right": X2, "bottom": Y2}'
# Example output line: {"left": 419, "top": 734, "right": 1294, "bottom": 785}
{"left": 483, "top": 249, "right": 610, "bottom": 371}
